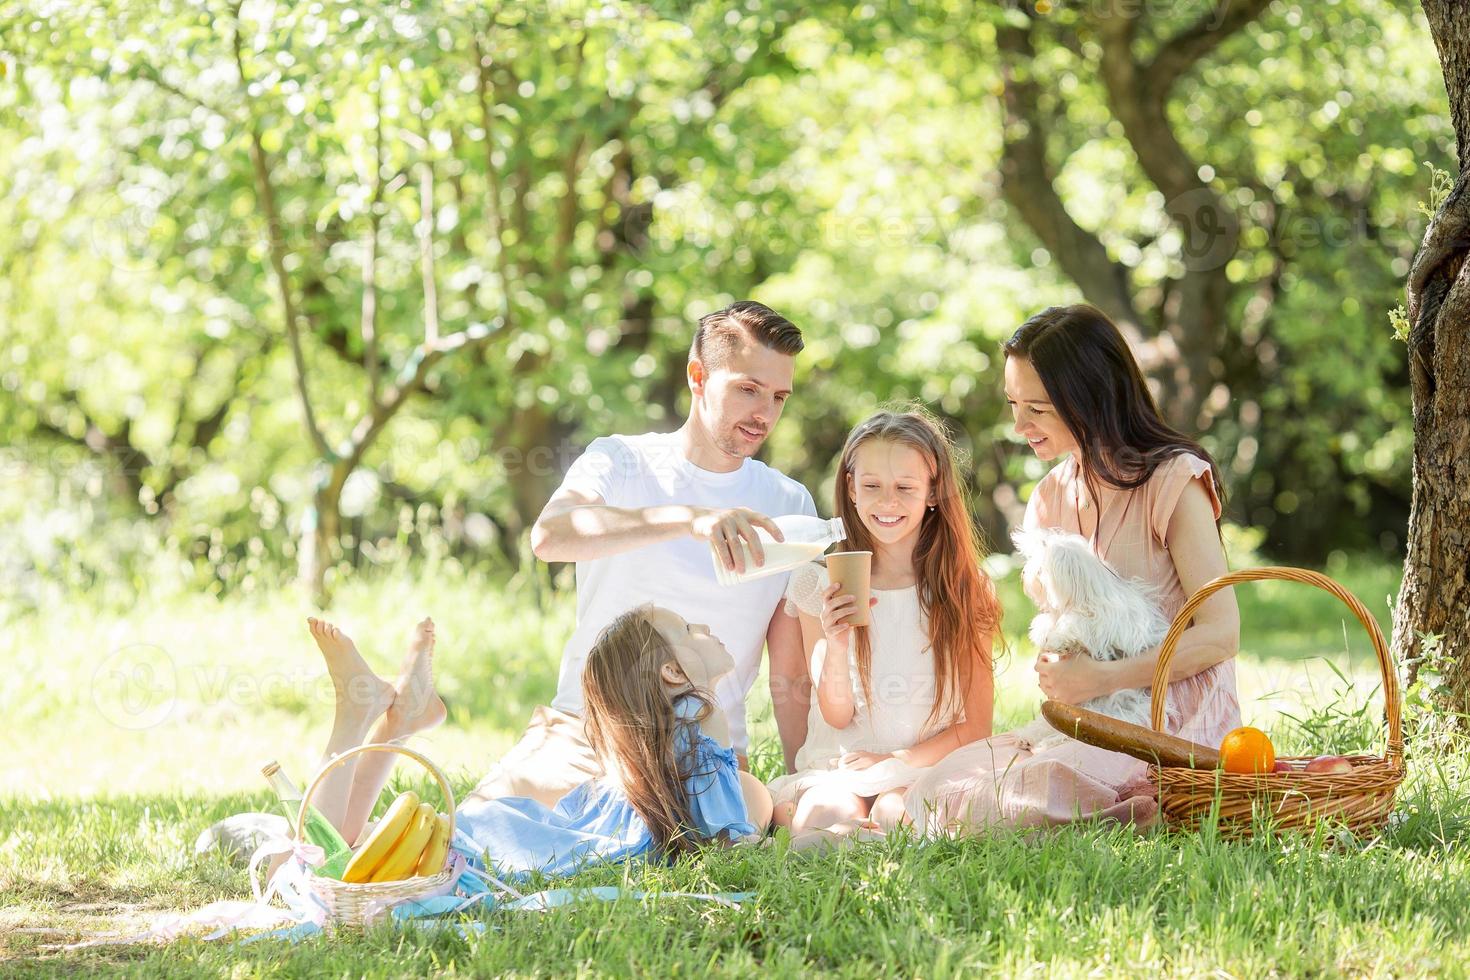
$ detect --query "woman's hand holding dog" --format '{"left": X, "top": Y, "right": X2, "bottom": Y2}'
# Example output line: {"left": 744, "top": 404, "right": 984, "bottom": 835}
{"left": 1034, "top": 650, "right": 1115, "bottom": 704}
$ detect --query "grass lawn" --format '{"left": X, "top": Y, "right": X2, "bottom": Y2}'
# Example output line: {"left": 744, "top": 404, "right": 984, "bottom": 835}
{"left": 2, "top": 554, "right": 1466, "bottom": 977}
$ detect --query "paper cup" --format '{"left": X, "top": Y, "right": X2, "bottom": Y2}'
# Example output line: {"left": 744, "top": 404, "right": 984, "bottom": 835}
{"left": 826, "top": 551, "right": 873, "bottom": 626}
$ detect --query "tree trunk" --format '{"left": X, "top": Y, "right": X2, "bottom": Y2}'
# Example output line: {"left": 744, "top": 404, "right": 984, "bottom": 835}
{"left": 298, "top": 463, "right": 348, "bottom": 606}
{"left": 1391, "top": 0, "right": 1470, "bottom": 720}
{"left": 994, "top": 2, "right": 1265, "bottom": 433}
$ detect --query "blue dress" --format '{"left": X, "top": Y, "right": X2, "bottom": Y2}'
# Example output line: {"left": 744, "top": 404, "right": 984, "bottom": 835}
{"left": 449, "top": 697, "right": 755, "bottom": 879}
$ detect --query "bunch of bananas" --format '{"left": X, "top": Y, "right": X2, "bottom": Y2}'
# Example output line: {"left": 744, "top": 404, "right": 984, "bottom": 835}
{"left": 341, "top": 791, "right": 452, "bottom": 884}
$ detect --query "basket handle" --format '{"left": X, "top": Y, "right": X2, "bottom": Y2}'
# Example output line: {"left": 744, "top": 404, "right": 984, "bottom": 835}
{"left": 1148, "top": 566, "right": 1402, "bottom": 764}
{"left": 296, "top": 742, "right": 457, "bottom": 847}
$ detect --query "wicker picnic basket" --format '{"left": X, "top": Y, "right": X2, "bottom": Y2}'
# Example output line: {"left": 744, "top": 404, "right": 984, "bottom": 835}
{"left": 1149, "top": 567, "right": 1405, "bottom": 839}
{"left": 296, "top": 742, "right": 457, "bottom": 927}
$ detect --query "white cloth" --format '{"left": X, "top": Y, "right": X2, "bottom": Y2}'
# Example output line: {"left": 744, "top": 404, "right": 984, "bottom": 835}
{"left": 549, "top": 431, "right": 817, "bottom": 752}
{"left": 769, "top": 563, "right": 947, "bottom": 804}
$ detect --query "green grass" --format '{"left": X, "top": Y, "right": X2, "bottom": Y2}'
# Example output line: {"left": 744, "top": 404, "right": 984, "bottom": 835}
{"left": 3, "top": 555, "right": 1467, "bottom": 977}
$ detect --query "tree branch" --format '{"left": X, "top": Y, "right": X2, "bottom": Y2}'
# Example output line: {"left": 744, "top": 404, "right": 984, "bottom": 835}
{"left": 1091, "top": 2, "right": 1259, "bottom": 420}
{"left": 157, "top": 332, "right": 273, "bottom": 503}
{"left": 1095, "top": 16, "right": 1197, "bottom": 204}
{"left": 995, "top": 12, "right": 1145, "bottom": 339}
{"left": 335, "top": 322, "right": 495, "bottom": 479}
{"left": 362, "top": 81, "right": 385, "bottom": 405}
{"left": 1146, "top": 0, "right": 1273, "bottom": 95}
{"left": 472, "top": 35, "right": 516, "bottom": 329}
{"left": 129, "top": 62, "right": 235, "bottom": 121}
{"left": 32, "top": 397, "right": 148, "bottom": 505}
{"left": 231, "top": 6, "right": 334, "bottom": 461}
{"left": 1095, "top": 1, "right": 1268, "bottom": 206}
{"left": 417, "top": 156, "right": 440, "bottom": 348}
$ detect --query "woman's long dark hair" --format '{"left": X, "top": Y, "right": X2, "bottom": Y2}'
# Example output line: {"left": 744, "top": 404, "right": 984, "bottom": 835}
{"left": 1003, "top": 304, "right": 1225, "bottom": 510}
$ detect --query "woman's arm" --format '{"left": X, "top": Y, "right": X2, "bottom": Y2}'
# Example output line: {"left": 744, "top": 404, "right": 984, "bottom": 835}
{"left": 1036, "top": 480, "right": 1240, "bottom": 701}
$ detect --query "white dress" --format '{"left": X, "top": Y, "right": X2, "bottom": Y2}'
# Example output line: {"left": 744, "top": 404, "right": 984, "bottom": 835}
{"left": 768, "top": 563, "right": 950, "bottom": 808}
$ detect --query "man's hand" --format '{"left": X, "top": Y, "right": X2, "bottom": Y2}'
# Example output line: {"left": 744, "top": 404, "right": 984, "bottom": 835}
{"left": 691, "top": 507, "right": 784, "bottom": 573}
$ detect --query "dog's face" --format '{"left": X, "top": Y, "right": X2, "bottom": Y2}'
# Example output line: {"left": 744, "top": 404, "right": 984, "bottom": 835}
{"left": 1013, "top": 527, "right": 1048, "bottom": 607}
{"left": 1014, "top": 528, "right": 1103, "bottom": 613}
{"left": 1015, "top": 528, "right": 1165, "bottom": 661}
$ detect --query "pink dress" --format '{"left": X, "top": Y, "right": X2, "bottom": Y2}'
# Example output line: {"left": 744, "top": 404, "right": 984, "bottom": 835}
{"left": 902, "top": 452, "right": 1241, "bottom": 831}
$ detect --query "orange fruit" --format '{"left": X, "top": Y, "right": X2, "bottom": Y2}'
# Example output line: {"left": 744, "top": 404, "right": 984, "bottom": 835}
{"left": 1219, "top": 726, "right": 1276, "bottom": 774}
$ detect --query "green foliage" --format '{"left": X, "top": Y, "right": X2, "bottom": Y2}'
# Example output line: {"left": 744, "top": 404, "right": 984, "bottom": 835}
{"left": 1389, "top": 161, "right": 1455, "bottom": 344}
{"left": 1418, "top": 161, "right": 1455, "bottom": 219}
{"left": 1401, "top": 630, "right": 1466, "bottom": 748}
{"left": 0, "top": 0, "right": 1443, "bottom": 594}
{"left": 1389, "top": 304, "right": 1411, "bottom": 343}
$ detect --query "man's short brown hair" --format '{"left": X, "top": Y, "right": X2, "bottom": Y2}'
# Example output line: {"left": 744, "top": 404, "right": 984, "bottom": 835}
{"left": 690, "top": 301, "right": 803, "bottom": 370}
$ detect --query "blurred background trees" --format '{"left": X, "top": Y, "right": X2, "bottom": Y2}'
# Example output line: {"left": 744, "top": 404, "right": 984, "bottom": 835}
{"left": 0, "top": 0, "right": 1444, "bottom": 606}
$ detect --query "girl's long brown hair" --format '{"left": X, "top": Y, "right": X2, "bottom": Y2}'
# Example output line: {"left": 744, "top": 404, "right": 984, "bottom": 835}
{"left": 581, "top": 606, "right": 717, "bottom": 857}
{"left": 834, "top": 408, "right": 1001, "bottom": 727}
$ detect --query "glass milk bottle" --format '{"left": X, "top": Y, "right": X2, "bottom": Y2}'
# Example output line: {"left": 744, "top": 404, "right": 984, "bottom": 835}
{"left": 711, "top": 515, "right": 845, "bottom": 585}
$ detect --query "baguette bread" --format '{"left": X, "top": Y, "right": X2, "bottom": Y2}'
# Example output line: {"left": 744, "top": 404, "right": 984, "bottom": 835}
{"left": 1040, "top": 700, "right": 1221, "bottom": 770}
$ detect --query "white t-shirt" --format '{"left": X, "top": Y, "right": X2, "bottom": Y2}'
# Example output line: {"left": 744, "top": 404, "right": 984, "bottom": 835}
{"left": 548, "top": 431, "right": 818, "bottom": 751}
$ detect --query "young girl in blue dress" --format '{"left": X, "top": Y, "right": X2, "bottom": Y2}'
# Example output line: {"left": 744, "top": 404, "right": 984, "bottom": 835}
{"left": 300, "top": 603, "right": 768, "bottom": 880}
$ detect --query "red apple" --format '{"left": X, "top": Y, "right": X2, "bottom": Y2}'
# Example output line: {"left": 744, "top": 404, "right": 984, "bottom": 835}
{"left": 1303, "top": 755, "right": 1353, "bottom": 774}
{"left": 1272, "top": 760, "right": 1295, "bottom": 773}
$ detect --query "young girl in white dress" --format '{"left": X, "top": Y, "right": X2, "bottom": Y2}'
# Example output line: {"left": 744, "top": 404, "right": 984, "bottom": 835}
{"left": 770, "top": 408, "right": 1002, "bottom": 835}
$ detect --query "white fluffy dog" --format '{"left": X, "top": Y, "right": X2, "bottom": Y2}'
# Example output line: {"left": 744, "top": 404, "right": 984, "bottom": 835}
{"left": 1015, "top": 528, "right": 1168, "bottom": 729}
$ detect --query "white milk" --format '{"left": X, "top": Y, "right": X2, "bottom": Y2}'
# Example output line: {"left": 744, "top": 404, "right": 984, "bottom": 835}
{"left": 711, "top": 515, "right": 846, "bottom": 586}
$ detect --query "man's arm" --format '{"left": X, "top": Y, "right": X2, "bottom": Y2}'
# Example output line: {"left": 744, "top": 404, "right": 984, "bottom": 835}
{"left": 530, "top": 487, "right": 785, "bottom": 567}
{"left": 767, "top": 602, "right": 811, "bottom": 775}
{"left": 530, "top": 487, "right": 696, "bottom": 563}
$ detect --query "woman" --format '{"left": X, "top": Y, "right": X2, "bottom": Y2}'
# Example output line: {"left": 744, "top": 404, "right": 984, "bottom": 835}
{"left": 903, "top": 304, "right": 1241, "bottom": 831}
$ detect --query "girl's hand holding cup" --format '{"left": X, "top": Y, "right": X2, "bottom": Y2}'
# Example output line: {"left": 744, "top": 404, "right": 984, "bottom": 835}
{"left": 819, "top": 581, "right": 877, "bottom": 645}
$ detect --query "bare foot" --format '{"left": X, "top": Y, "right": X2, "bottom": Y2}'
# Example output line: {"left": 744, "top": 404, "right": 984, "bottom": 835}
{"left": 307, "top": 617, "right": 396, "bottom": 723}
{"left": 382, "top": 617, "right": 446, "bottom": 738}
{"left": 789, "top": 824, "right": 886, "bottom": 853}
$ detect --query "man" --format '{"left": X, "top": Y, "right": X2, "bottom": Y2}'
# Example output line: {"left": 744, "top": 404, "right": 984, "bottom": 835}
{"left": 465, "top": 301, "right": 815, "bottom": 808}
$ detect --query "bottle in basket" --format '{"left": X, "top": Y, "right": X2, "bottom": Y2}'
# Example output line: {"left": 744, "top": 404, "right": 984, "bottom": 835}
{"left": 261, "top": 760, "right": 352, "bottom": 879}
